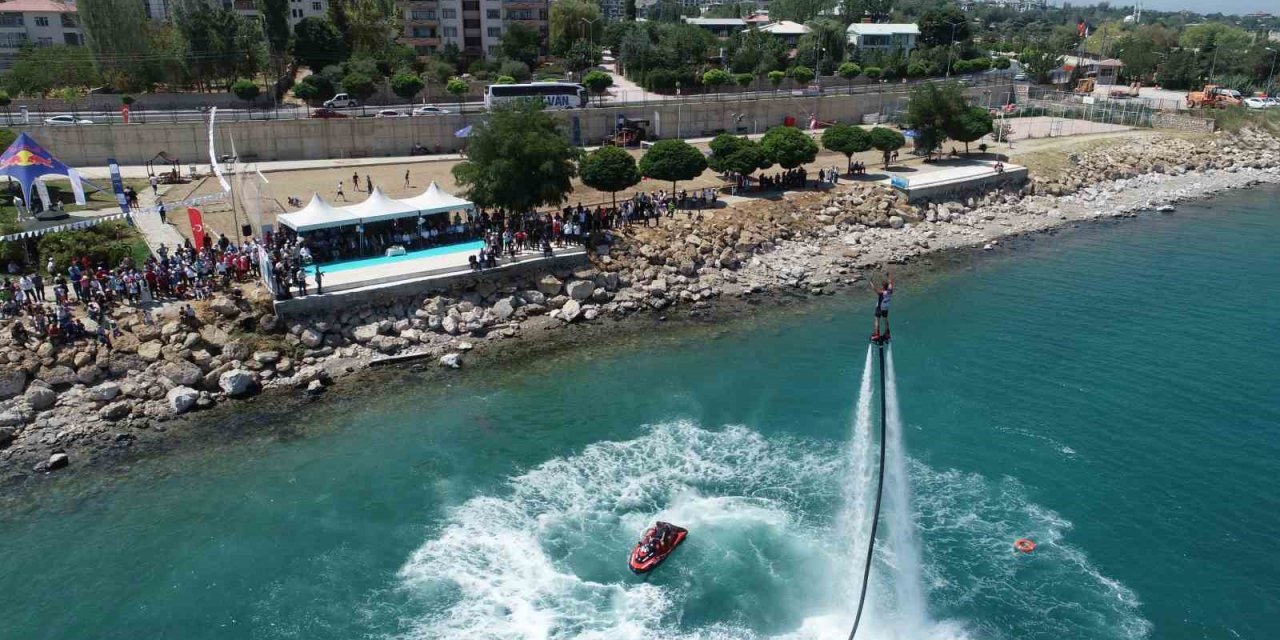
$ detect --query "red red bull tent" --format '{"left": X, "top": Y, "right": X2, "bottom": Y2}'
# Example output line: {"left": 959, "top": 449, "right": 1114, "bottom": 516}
{"left": 0, "top": 132, "right": 90, "bottom": 209}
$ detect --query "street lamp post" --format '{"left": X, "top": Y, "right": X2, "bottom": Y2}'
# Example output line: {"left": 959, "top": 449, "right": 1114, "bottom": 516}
{"left": 580, "top": 17, "right": 599, "bottom": 49}
{"left": 1267, "top": 48, "right": 1278, "bottom": 96}
{"left": 945, "top": 20, "right": 966, "bottom": 78}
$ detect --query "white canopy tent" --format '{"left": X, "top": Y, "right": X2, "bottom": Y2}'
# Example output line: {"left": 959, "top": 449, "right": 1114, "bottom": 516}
{"left": 277, "top": 184, "right": 472, "bottom": 234}
{"left": 276, "top": 194, "right": 350, "bottom": 233}
{"left": 402, "top": 182, "right": 474, "bottom": 217}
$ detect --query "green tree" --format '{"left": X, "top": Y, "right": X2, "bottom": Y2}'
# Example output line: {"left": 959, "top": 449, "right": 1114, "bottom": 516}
{"left": 1019, "top": 48, "right": 1058, "bottom": 84}
{"left": 492, "top": 75, "right": 514, "bottom": 85}
{"left": 821, "top": 123, "right": 871, "bottom": 171}
{"left": 868, "top": 126, "right": 905, "bottom": 168}
{"left": 422, "top": 57, "right": 457, "bottom": 101}
{"left": 905, "top": 81, "right": 967, "bottom": 155}
{"left": 293, "top": 74, "right": 335, "bottom": 103}
{"left": 639, "top": 139, "right": 707, "bottom": 191}
{"left": 453, "top": 101, "right": 579, "bottom": 212}
{"left": 549, "top": 0, "right": 602, "bottom": 55}
{"left": 1156, "top": 49, "right": 1199, "bottom": 90}
{"left": 769, "top": 0, "right": 827, "bottom": 23}
{"left": 837, "top": 61, "right": 862, "bottom": 90}
{"left": 708, "top": 134, "right": 768, "bottom": 177}
{"left": 77, "top": 0, "right": 150, "bottom": 90}
{"left": 702, "top": 68, "right": 731, "bottom": 93}
{"left": 734, "top": 73, "right": 754, "bottom": 91}
{"left": 390, "top": 71, "right": 425, "bottom": 101}
{"left": 625, "top": 0, "right": 636, "bottom": 21}
{"left": 259, "top": 0, "right": 291, "bottom": 55}
{"left": 231, "top": 78, "right": 261, "bottom": 102}
{"left": 1180, "top": 23, "right": 1252, "bottom": 74}
{"left": 761, "top": 125, "right": 818, "bottom": 170}
{"left": 502, "top": 23, "right": 542, "bottom": 68}
{"left": 863, "top": 66, "right": 882, "bottom": 81}
{"left": 446, "top": 77, "right": 469, "bottom": 111}
{"left": 767, "top": 70, "right": 786, "bottom": 95}
{"left": 580, "top": 146, "right": 641, "bottom": 210}
{"left": 838, "top": 0, "right": 892, "bottom": 24}
{"left": 292, "top": 17, "right": 348, "bottom": 71}
{"left": 497, "top": 59, "right": 531, "bottom": 82}
{"left": 345, "top": 0, "right": 397, "bottom": 55}
{"left": 946, "top": 106, "right": 992, "bottom": 154}
{"left": 906, "top": 62, "right": 928, "bottom": 78}
{"left": 789, "top": 65, "right": 814, "bottom": 86}
{"left": 4, "top": 45, "right": 97, "bottom": 97}
{"left": 582, "top": 69, "right": 613, "bottom": 105}
{"left": 918, "top": 7, "right": 970, "bottom": 48}
{"left": 565, "top": 39, "right": 602, "bottom": 77}
{"left": 341, "top": 71, "right": 377, "bottom": 103}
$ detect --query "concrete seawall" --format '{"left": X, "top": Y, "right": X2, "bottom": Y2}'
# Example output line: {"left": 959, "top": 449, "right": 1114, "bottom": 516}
{"left": 23, "top": 85, "right": 1014, "bottom": 168}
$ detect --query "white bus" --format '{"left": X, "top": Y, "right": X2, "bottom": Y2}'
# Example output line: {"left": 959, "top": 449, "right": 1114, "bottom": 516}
{"left": 484, "top": 82, "right": 588, "bottom": 110}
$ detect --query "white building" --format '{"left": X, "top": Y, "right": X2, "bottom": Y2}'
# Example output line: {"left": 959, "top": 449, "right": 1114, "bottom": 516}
{"left": 0, "top": 0, "right": 83, "bottom": 70}
{"left": 400, "top": 0, "right": 548, "bottom": 60}
{"left": 845, "top": 23, "right": 918, "bottom": 56}
{"left": 758, "top": 20, "right": 808, "bottom": 48}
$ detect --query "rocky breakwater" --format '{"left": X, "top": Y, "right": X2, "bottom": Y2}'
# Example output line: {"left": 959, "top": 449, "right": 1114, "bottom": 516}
{"left": 743, "top": 128, "right": 1280, "bottom": 288}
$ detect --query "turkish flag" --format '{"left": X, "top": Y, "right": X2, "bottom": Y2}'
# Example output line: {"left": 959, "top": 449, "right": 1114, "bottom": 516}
{"left": 187, "top": 207, "right": 206, "bottom": 249}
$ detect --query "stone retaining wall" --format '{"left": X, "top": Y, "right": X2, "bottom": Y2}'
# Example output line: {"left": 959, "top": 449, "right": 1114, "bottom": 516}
{"left": 1151, "top": 112, "right": 1216, "bottom": 133}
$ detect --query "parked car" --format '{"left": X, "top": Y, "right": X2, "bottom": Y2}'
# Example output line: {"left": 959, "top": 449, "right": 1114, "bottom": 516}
{"left": 1013, "top": 73, "right": 1028, "bottom": 82}
{"left": 1243, "top": 97, "right": 1269, "bottom": 109}
{"left": 374, "top": 109, "right": 407, "bottom": 118}
{"left": 1266, "top": 97, "right": 1280, "bottom": 108}
{"left": 310, "top": 108, "right": 348, "bottom": 119}
{"left": 322, "top": 93, "right": 358, "bottom": 108}
{"left": 411, "top": 105, "right": 452, "bottom": 115}
{"left": 44, "top": 115, "right": 93, "bottom": 126}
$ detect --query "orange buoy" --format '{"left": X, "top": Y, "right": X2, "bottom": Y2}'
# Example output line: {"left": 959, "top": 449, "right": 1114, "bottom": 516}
{"left": 1014, "top": 538, "right": 1036, "bottom": 553}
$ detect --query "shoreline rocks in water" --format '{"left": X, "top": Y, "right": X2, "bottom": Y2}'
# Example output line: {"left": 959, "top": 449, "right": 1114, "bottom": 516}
{"left": 1, "top": 127, "right": 1278, "bottom": 482}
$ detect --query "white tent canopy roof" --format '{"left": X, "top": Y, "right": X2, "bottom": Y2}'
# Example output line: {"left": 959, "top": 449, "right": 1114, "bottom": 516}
{"left": 340, "top": 187, "right": 416, "bottom": 225}
{"left": 277, "top": 183, "right": 473, "bottom": 233}
{"left": 401, "top": 181, "right": 474, "bottom": 216}
{"left": 277, "top": 194, "right": 348, "bottom": 232}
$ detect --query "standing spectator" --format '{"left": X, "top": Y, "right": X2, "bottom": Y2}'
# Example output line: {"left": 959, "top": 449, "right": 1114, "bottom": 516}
{"left": 149, "top": 174, "right": 158, "bottom": 195}
{"left": 157, "top": 201, "right": 167, "bottom": 224}
{"left": 352, "top": 171, "right": 360, "bottom": 192}
{"left": 336, "top": 181, "right": 346, "bottom": 201}
{"left": 365, "top": 174, "right": 373, "bottom": 194}
{"left": 404, "top": 169, "right": 410, "bottom": 188}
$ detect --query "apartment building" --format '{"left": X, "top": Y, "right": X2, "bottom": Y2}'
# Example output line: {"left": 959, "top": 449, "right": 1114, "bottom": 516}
{"left": 399, "top": 0, "right": 547, "bottom": 60}
{"left": 0, "top": 0, "right": 83, "bottom": 70}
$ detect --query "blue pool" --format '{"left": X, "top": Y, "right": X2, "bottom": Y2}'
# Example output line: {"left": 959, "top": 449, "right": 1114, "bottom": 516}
{"left": 306, "top": 240, "right": 484, "bottom": 275}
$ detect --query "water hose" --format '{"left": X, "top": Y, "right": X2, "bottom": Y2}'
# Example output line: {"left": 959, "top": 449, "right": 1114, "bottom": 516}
{"left": 848, "top": 342, "right": 888, "bottom": 640}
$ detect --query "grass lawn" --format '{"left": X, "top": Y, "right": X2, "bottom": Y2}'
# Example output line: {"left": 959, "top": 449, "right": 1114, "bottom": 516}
{"left": 0, "top": 177, "right": 150, "bottom": 225}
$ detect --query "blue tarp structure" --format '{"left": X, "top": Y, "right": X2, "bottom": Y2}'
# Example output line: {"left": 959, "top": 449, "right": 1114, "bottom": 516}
{"left": 0, "top": 132, "right": 88, "bottom": 209}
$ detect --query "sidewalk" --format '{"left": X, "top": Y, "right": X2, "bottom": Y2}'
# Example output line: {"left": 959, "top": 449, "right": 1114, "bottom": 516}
{"left": 75, "top": 154, "right": 467, "bottom": 181}
{"left": 131, "top": 186, "right": 187, "bottom": 256}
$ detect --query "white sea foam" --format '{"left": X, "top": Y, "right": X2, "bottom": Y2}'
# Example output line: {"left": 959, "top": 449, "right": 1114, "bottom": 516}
{"left": 391, "top": 412, "right": 1149, "bottom": 640}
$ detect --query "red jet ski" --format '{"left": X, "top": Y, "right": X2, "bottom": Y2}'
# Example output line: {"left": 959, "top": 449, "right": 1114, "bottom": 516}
{"left": 629, "top": 521, "right": 688, "bottom": 574}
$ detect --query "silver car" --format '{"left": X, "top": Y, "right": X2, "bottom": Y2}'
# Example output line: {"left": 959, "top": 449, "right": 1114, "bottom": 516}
{"left": 44, "top": 115, "right": 93, "bottom": 126}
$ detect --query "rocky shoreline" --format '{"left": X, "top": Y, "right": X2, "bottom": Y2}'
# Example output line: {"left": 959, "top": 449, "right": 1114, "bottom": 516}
{"left": 1, "top": 127, "right": 1277, "bottom": 485}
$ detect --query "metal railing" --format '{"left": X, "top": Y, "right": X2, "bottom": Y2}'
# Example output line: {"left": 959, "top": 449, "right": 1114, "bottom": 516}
{"left": 4, "top": 72, "right": 1017, "bottom": 128}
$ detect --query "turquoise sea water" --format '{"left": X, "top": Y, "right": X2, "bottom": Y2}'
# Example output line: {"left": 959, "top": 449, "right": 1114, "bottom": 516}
{"left": 306, "top": 240, "right": 484, "bottom": 274}
{"left": 2, "top": 187, "right": 1278, "bottom": 640}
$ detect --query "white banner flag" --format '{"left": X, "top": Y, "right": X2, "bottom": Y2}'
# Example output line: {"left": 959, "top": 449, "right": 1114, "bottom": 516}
{"left": 208, "top": 107, "right": 231, "bottom": 192}
{"left": 67, "top": 168, "right": 86, "bottom": 205}
{"left": 34, "top": 178, "right": 52, "bottom": 212}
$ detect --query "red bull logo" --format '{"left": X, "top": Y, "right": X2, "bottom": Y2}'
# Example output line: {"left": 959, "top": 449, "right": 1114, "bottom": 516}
{"left": 0, "top": 146, "right": 54, "bottom": 169}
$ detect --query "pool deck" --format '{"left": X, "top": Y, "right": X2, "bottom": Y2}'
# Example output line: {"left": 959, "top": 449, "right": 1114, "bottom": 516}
{"left": 274, "top": 246, "right": 589, "bottom": 317}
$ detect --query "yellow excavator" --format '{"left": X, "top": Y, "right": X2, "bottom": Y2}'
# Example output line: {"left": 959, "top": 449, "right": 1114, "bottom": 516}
{"left": 1186, "top": 85, "right": 1242, "bottom": 109}
{"left": 1073, "top": 77, "right": 1096, "bottom": 95}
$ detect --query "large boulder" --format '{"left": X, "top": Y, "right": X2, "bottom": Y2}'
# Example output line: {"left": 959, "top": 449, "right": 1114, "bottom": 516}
{"left": 221, "top": 341, "right": 251, "bottom": 362}
{"left": 99, "top": 402, "right": 131, "bottom": 421}
{"left": 199, "top": 324, "right": 231, "bottom": 347}
{"left": 76, "top": 366, "right": 102, "bottom": 385}
{"left": 218, "top": 369, "right": 257, "bottom": 397}
{"left": 299, "top": 328, "right": 324, "bottom": 348}
{"left": 25, "top": 384, "right": 57, "bottom": 411}
{"left": 439, "top": 353, "right": 462, "bottom": 369}
{"left": 210, "top": 297, "right": 240, "bottom": 318}
{"left": 253, "top": 350, "right": 281, "bottom": 365}
{"left": 133, "top": 324, "right": 161, "bottom": 342}
{"left": 560, "top": 299, "right": 583, "bottom": 323}
{"left": 158, "top": 360, "right": 203, "bottom": 387}
{"left": 352, "top": 323, "right": 380, "bottom": 343}
{"left": 166, "top": 386, "right": 199, "bottom": 414}
{"left": 565, "top": 280, "right": 595, "bottom": 301}
{"left": 0, "top": 368, "right": 26, "bottom": 400}
{"left": 492, "top": 297, "right": 515, "bottom": 321}
{"left": 0, "top": 426, "right": 13, "bottom": 448}
{"left": 89, "top": 381, "right": 121, "bottom": 402}
{"left": 137, "top": 341, "right": 163, "bottom": 362}
{"left": 35, "top": 365, "right": 77, "bottom": 387}
{"left": 46, "top": 452, "right": 69, "bottom": 471}
{"left": 537, "top": 275, "right": 563, "bottom": 296}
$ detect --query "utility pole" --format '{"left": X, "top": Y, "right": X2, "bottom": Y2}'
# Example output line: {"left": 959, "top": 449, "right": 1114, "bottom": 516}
{"left": 945, "top": 20, "right": 966, "bottom": 78}
{"left": 1267, "top": 48, "right": 1278, "bottom": 96}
